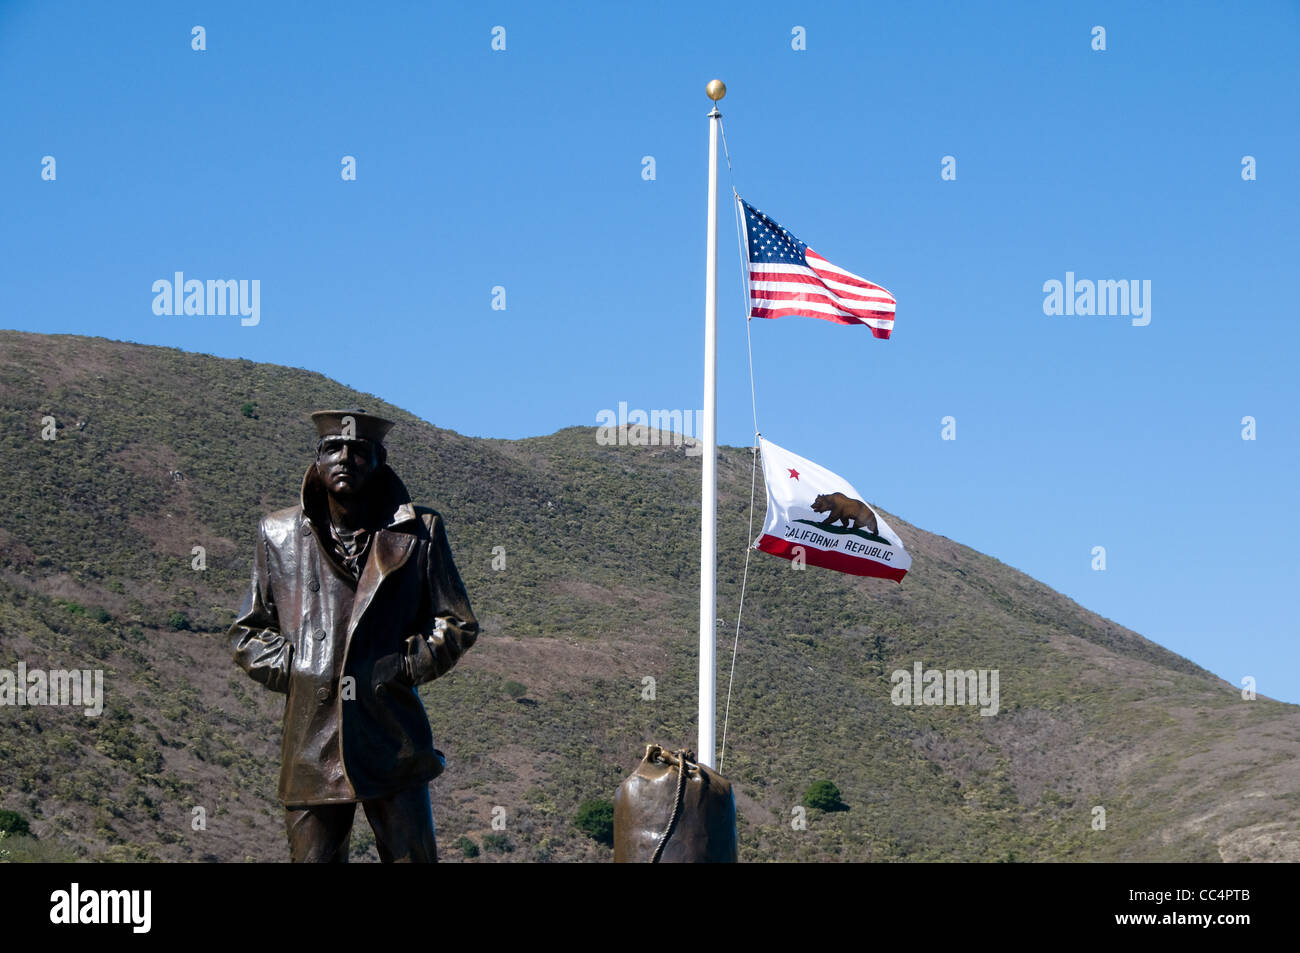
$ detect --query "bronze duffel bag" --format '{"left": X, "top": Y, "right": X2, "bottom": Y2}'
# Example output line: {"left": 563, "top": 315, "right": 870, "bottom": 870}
{"left": 613, "top": 744, "right": 738, "bottom": 863}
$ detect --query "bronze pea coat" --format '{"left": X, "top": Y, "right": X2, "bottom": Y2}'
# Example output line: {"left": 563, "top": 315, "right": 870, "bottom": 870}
{"left": 228, "top": 464, "right": 479, "bottom": 806}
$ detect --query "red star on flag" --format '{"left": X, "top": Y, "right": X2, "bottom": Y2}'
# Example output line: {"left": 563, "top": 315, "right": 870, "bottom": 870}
{"left": 787, "top": 468, "right": 800, "bottom": 480}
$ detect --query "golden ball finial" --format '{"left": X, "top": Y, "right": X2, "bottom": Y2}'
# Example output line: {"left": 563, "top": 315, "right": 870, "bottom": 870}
{"left": 706, "top": 79, "right": 726, "bottom": 101}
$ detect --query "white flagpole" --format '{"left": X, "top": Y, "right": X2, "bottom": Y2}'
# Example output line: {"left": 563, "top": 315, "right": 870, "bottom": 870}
{"left": 699, "top": 79, "right": 725, "bottom": 768}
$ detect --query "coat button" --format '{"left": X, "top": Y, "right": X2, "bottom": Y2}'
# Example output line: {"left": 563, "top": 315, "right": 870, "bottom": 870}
{"left": 316, "top": 686, "right": 331, "bottom": 703}
{"left": 309, "top": 580, "right": 320, "bottom": 592}
{"left": 314, "top": 630, "right": 327, "bottom": 641}
{"left": 301, "top": 524, "right": 312, "bottom": 536}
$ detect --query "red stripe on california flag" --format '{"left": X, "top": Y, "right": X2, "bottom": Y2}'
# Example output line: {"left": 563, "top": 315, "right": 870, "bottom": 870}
{"left": 755, "top": 534, "right": 907, "bottom": 581}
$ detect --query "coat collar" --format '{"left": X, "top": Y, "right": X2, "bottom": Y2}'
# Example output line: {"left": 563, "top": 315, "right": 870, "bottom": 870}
{"left": 299, "top": 463, "right": 420, "bottom": 633}
{"left": 299, "top": 463, "right": 418, "bottom": 534}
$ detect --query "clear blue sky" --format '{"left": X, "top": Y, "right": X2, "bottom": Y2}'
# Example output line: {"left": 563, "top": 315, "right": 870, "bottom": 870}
{"left": 2, "top": 2, "right": 1297, "bottom": 702}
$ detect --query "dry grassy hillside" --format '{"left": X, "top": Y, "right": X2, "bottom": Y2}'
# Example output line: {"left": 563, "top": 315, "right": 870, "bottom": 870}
{"left": 0, "top": 330, "right": 1296, "bottom": 862}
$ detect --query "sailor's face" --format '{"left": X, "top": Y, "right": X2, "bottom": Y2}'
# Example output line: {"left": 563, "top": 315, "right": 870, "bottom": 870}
{"left": 316, "top": 437, "right": 378, "bottom": 497}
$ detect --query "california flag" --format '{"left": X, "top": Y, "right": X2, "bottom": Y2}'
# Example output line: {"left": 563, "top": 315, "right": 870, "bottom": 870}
{"left": 754, "top": 437, "right": 911, "bottom": 582}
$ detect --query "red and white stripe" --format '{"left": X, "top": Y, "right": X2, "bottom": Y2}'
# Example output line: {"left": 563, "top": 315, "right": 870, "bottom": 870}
{"left": 755, "top": 533, "right": 908, "bottom": 581}
{"left": 749, "top": 250, "right": 896, "bottom": 339}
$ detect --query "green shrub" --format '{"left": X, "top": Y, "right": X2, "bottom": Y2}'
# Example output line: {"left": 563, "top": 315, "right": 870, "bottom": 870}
{"left": 168, "top": 611, "right": 191, "bottom": 631}
{"left": 240, "top": 403, "right": 258, "bottom": 419}
{"left": 453, "top": 836, "right": 479, "bottom": 858}
{"left": 504, "top": 681, "right": 527, "bottom": 698}
{"left": 802, "top": 780, "right": 847, "bottom": 812}
{"left": 0, "top": 810, "right": 32, "bottom": 837}
{"left": 574, "top": 798, "right": 615, "bottom": 847}
{"left": 481, "top": 832, "right": 513, "bottom": 853}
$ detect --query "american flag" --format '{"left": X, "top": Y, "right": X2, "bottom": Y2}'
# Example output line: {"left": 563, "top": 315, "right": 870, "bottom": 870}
{"left": 740, "top": 198, "right": 896, "bottom": 339}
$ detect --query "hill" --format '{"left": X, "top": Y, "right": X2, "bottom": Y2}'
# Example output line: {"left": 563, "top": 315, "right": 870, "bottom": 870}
{"left": 0, "top": 330, "right": 1296, "bottom": 862}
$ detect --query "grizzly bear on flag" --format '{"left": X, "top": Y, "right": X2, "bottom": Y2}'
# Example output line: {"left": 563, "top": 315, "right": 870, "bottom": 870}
{"left": 810, "top": 492, "right": 878, "bottom": 536}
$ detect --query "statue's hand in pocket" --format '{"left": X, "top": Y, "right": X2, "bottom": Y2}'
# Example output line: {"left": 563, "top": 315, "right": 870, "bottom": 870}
{"left": 372, "top": 653, "right": 410, "bottom": 697}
